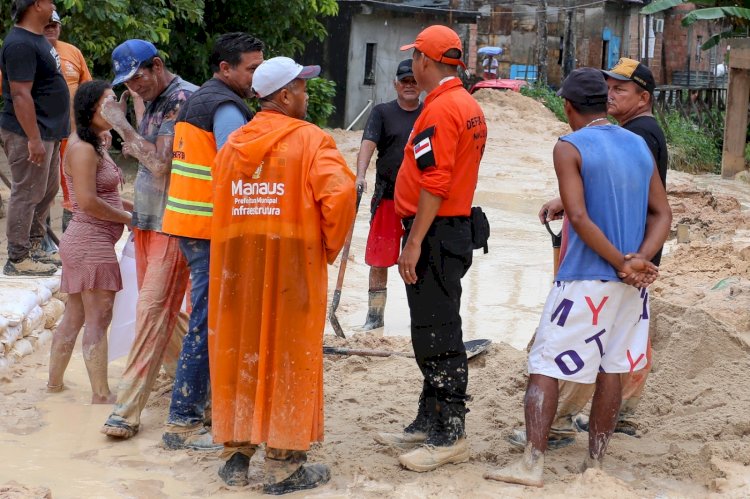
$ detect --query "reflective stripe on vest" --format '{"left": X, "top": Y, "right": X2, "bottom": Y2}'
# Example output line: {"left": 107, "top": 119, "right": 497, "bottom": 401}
{"left": 172, "top": 160, "right": 212, "bottom": 181}
{"left": 166, "top": 195, "right": 213, "bottom": 217}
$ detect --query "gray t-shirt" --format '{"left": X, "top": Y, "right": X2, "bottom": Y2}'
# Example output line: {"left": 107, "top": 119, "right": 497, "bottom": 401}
{"left": 132, "top": 76, "right": 198, "bottom": 231}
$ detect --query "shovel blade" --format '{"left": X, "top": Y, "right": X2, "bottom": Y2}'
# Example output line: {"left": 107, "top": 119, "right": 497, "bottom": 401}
{"left": 328, "top": 290, "right": 345, "bottom": 338}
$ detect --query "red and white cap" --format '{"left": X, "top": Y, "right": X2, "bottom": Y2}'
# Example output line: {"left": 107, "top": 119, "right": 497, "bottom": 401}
{"left": 252, "top": 57, "right": 321, "bottom": 98}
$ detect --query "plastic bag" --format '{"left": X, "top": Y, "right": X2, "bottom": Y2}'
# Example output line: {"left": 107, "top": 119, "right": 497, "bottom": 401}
{"left": 109, "top": 234, "right": 138, "bottom": 362}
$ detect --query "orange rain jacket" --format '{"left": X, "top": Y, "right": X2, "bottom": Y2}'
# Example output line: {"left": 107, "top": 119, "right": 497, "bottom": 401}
{"left": 208, "top": 110, "right": 356, "bottom": 450}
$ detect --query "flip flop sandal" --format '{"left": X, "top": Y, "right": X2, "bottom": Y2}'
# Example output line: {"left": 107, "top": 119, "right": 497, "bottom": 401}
{"left": 100, "top": 420, "right": 139, "bottom": 439}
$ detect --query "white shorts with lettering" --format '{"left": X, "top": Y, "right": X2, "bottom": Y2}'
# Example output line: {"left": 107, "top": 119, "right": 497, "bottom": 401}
{"left": 528, "top": 280, "right": 649, "bottom": 384}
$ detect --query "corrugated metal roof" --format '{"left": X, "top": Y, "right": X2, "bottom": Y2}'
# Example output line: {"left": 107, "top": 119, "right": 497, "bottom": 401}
{"left": 339, "top": 0, "right": 483, "bottom": 19}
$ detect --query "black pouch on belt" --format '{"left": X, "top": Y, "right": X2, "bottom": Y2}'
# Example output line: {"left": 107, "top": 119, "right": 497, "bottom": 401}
{"left": 470, "top": 206, "right": 490, "bottom": 254}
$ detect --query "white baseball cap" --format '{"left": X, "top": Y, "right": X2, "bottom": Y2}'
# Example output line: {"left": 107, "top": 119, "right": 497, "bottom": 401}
{"left": 252, "top": 57, "right": 321, "bottom": 98}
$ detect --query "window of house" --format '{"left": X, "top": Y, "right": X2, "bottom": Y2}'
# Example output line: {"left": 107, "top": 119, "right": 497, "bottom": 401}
{"left": 364, "top": 43, "right": 377, "bottom": 85}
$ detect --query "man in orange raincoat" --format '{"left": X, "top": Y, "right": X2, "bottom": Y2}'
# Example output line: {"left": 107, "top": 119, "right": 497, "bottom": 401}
{"left": 209, "top": 56, "right": 356, "bottom": 495}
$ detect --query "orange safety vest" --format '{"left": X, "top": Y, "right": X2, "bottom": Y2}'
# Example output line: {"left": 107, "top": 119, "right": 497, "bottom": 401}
{"left": 162, "top": 78, "right": 253, "bottom": 239}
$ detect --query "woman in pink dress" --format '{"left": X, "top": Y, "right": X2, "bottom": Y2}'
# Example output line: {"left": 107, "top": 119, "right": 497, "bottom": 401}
{"left": 47, "top": 80, "right": 133, "bottom": 403}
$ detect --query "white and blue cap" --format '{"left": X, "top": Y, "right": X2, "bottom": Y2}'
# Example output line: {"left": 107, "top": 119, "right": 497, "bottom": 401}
{"left": 252, "top": 57, "right": 320, "bottom": 98}
{"left": 111, "top": 39, "right": 158, "bottom": 86}
{"left": 49, "top": 11, "right": 61, "bottom": 24}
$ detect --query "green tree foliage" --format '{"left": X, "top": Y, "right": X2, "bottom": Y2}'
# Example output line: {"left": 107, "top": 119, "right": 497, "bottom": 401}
{"left": 0, "top": 0, "right": 205, "bottom": 76}
{"left": 1, "top": 0, "right": 339, "bottom": 126}
{"left": 656, "top": 111, "right": 722, "bottom": 173}
{"left": 305, "top": 77, "right": 336, "bottom": 127}
{"left": 520, "top": 84, "right": 567, "bottom": 123}
{"left": 642, "top": 0, "right": 750, "bottom": 49}
{"left": 165, "top": 0, "right": 338, "bottom": 84}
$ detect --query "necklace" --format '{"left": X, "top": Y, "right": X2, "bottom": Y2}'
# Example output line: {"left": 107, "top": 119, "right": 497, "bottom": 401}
{"left": 584, "top": 117, "right": 610, "bottom": 127}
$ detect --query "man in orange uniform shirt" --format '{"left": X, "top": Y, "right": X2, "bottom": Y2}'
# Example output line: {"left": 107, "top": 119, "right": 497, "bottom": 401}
{"left": 209, "top": 56, "right": 356, "bottom": 494}
{"left": 375, "top": 25, "right": 487, "bottom": 472}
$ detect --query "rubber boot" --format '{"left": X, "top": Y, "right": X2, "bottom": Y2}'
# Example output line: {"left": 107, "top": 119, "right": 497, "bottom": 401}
{"left": 355, "top": 289, "right": 386, "bottom": 331}
{"left": 219, "top": 452, "right": 251, "bottom": 486}
{"left": 263, "top": 463, "right": 331, "bottom": 495}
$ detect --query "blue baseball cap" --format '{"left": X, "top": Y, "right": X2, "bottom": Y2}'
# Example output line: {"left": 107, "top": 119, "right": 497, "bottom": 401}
{"left": 111, "top": 40, "right": 158, "bottom": 85}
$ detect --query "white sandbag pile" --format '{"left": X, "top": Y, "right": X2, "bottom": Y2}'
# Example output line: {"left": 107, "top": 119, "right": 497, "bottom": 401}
{"left": 0, "top": 276, "right": 64, "bottom": 371}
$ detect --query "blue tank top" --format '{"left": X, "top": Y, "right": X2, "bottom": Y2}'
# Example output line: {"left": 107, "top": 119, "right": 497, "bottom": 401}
{"left": 556, "top": 125, "right": 654, "bottom": 282}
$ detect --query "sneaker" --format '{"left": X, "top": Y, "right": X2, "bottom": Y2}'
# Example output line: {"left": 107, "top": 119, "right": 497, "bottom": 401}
{"left": 374, "top": 429, "right": 427, "bottom": 449}
{"left": 398, "top": 438, "right": 470, "bottom": 472}
{"left": 218, "top": 452, "right": 250, "bottom": 487}
{"left": 162, "top": 426, "right": 222, "bottom": 451}
{"left": 262, "top": 463, "right": 330, "bottom": 495}
{"left": 30, "top": 241, "right": 61, "bottom": 266}
{"left": 507, "top": 428, "right": 575, "bottom": 450}
{"left": 4, "top": 258, "right": 57, "bottom": 276}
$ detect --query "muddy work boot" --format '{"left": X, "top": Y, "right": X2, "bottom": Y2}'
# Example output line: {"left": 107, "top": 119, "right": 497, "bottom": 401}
{"left": 398, "top": 436, "right": 470, "bottom": 472}
{"left": 375, "top": 394, "right": 435, "bottom": 448}
{"left": 398, "top": 402, "right": 469, "bottom": 472}
{"left": 30, "top": 239, "right": 62, "bottom": 266}
{"left": 263, "top": 463, "right": 330, "bottom": 495}
{"left": 4, "top": 257, "right": 58, "bottom": 276}
{"left": 374, "top": 426, "right": 428, "bottom": 449}
{"left": 219, "top": 452, "right": 251, "bottom": 487}
{"left": 162, "top": 425, "right": 222, "bottom": 451}
{"left": 354, "top": 289, "right": 386, "bottom": 331}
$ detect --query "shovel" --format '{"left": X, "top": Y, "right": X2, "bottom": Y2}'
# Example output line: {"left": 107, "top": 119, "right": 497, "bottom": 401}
{"left": 328, "top": 184, "right": 364, "bottom": 338}
{"left": 527, "top": 216, "right": 563, "bottom": 353}
{"left": 324, "top": 338, "right": 492, "bottom": 360}
{"left": 544, "top": 214, "right": 562, "bottom": 279}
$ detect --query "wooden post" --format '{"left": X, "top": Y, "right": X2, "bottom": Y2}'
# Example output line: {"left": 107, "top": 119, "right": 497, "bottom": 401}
{"left": 536, "top": 0, "right": 548, "bottom": 86}
{"left": 721, "top": 38, "right": 750, "bottom": 179}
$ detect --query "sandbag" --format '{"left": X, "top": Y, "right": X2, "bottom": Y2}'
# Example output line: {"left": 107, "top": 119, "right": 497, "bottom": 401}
{"left": 0, "top": 355, "right": 13, "bottom": 371}
{"left": 42, "top": 298, "right": 65, "bottom": 329}
{"left": 0, "top": 324, "right": 23, "bottom": 352}
{"left": 10, "top": 338, "right": 33, "bottom": 358}
{"left": 35, "top": 286, "right": 53, "bottom": 305}
{"left": 21, "top": 306, "right": 45, "bottom": 337}
{"left": 0, "top": 288, "right": 38, "bottom": 326}
{"left": 36, "top": 329, "right": 53, "bottom": 345}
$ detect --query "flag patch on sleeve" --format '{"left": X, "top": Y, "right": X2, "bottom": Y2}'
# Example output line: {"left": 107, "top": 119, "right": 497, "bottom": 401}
{"left": 411, "top": 126, "right": 436, "bottom": 171}
{"left": 414, "top": 137, "right": 432, "bottom": 159}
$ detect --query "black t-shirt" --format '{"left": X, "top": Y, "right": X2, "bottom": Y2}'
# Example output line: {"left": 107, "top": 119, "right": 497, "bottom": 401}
{"left": 623, "top": 115, "right": 667, "bottom": 187}
{"left": 0, "top": 27, "right": 70, "bottom": 140}
{"left": 623, "top": 114, "right": 668, "bottom": 266}
{"left": 362, "top": 99, "right": 422, "bottom": 198}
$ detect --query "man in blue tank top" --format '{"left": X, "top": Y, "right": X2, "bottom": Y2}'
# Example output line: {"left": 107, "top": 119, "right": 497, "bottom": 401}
{"left": 485, "top": 68, "right": 672, "bottom": 487}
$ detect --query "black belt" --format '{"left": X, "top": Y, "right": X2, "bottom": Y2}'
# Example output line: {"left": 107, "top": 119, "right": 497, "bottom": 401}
{"left": 402, "top": 215, "right": 469, "bottom": 231}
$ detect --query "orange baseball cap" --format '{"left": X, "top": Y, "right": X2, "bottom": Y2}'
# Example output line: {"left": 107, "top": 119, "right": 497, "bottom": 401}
{"left": 400, "top": 25, "right": 466, "bottom": 69}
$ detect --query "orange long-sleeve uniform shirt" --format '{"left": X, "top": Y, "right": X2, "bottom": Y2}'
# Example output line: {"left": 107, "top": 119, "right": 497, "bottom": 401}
{"left": 208, "top": 110, "right": 356, "bottom": 450}
{"left": 394, "top": 78, "right": 487, "bottom": 218}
